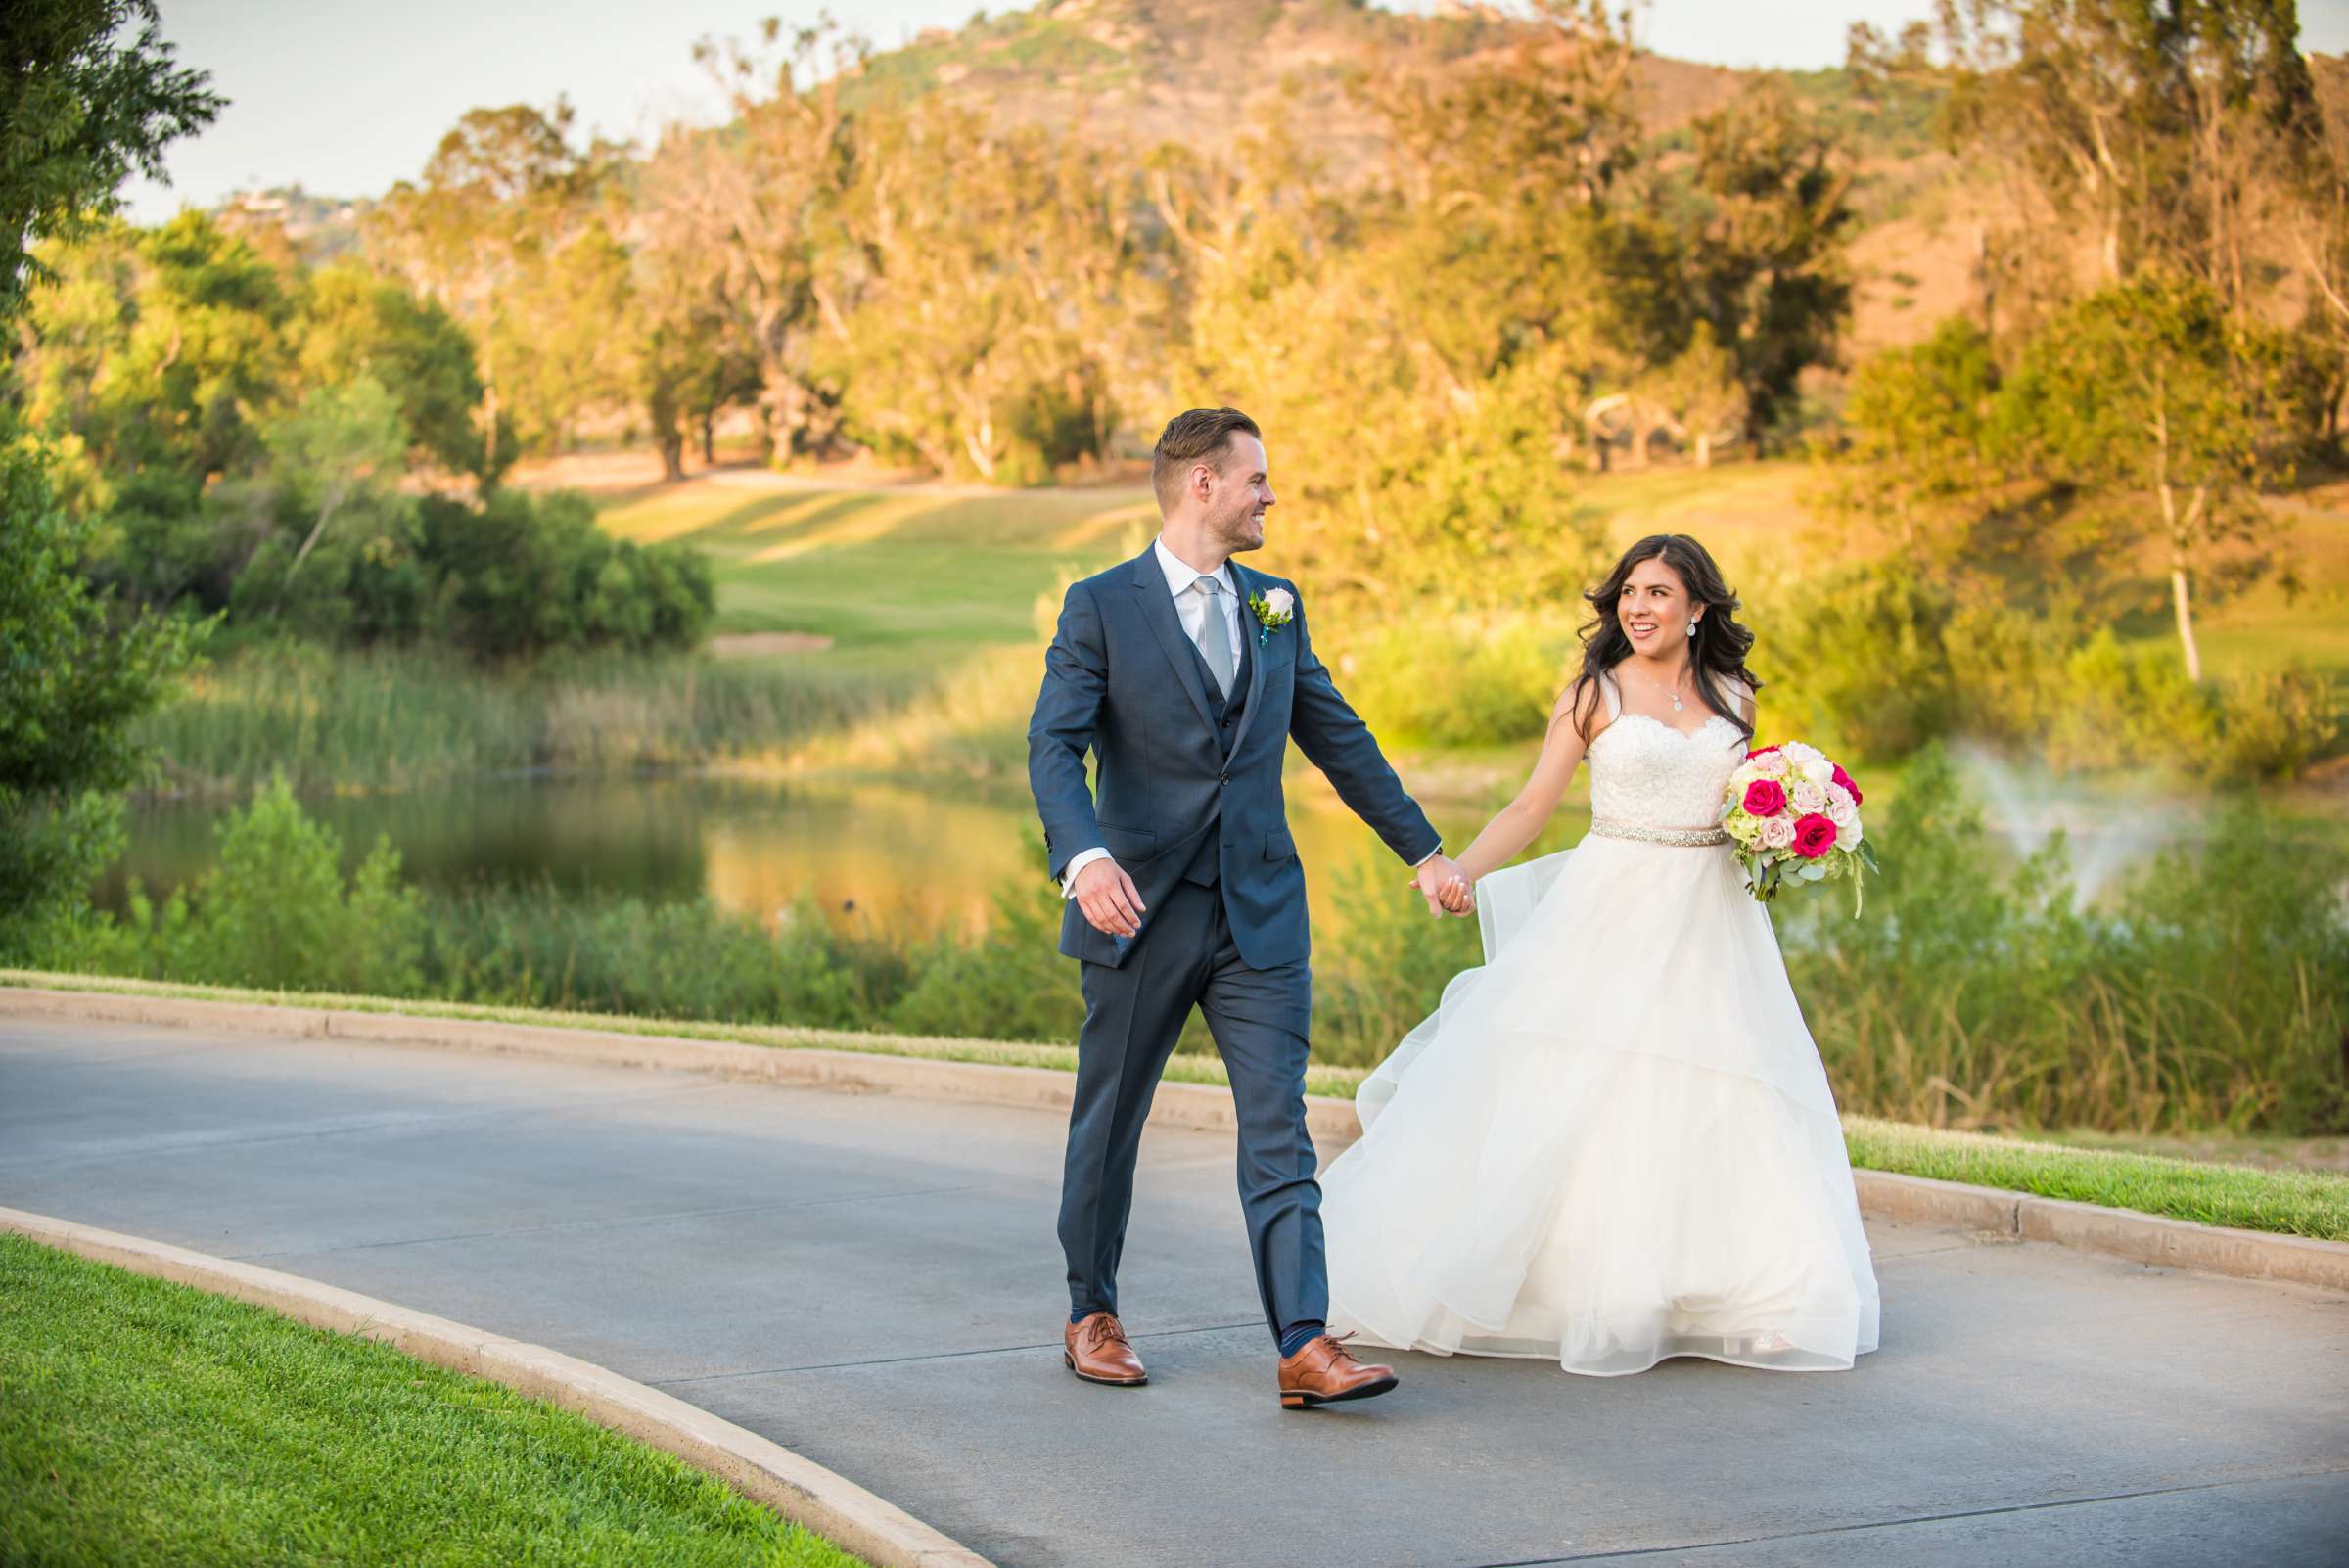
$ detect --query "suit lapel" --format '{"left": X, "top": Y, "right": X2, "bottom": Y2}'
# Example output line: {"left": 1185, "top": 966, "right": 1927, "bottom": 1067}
{"left": 1225, "top": 563, "right": 1272, "bottom": 761}
{"left": 1129, "top": 548, "right": 1217, "bottom": 733}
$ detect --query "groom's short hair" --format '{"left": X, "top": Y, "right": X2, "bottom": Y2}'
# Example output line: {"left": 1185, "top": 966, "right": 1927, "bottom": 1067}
{"left": 1152, "top": 407, "right": 1261, "bottom": 512}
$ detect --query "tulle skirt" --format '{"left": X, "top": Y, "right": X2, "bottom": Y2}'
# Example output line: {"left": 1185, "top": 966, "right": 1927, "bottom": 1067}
{"left": 1321, "top": 835, "right": 1881, "bottom": 1376}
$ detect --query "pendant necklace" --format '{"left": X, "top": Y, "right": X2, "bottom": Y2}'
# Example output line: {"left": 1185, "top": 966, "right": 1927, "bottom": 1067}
{"left": 1633, "top": 663, "right": 1687, "bottom": 713}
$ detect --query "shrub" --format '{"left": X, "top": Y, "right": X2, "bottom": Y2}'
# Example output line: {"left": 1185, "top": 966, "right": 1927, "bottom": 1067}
{"left": 416, "top": 489, "right": 714, "bottom": 662}
{"left": 2210, "top": 666, "right": 2339, "bottom": 784}
{"left": 418, "top": 888, "right": 912, "bottom": 1029}
{"left": 1310, "top": 854, "right": 1486, "bottom": 1069}
{"left": 1780, "top": 748, "right": 2349, "bottom": 1134}
{"left": 1342, "top": 615, "right": 1573, "bottom": 749}
{"left": 888, "top": 869, "right": 1086, "bottom": 1043}
{"left": 103, "top": 773, "right": 423, "bottom": 995}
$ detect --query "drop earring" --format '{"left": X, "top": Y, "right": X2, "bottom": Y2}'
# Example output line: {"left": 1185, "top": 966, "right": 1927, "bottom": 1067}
{"left": 1686, "top": 620, "right": 1698, "bottom": 638}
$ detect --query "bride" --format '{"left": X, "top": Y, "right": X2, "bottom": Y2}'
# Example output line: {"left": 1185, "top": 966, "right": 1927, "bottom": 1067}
{"left": 1320, "top": 533, "right": 1880, "bottom": 1376}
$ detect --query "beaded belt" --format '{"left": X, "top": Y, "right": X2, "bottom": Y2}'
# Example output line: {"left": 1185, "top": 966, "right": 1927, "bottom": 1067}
{"left": 1588, "top": 818, "right": 1728, "bottom": 848}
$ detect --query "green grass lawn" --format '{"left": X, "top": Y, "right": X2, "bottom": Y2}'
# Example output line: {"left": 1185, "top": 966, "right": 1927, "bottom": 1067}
{"left": 12, "top": 970, "right": 2344, "bottom": 1243}
{"left": 1843, "top": 1117, "right": 2349, "bottom": 1242}
{"left": 0, "top": 1233, "right": 869, "bottom": 1568}
{"left": 596, "top": 478, "right": 1153, "bottom": 670}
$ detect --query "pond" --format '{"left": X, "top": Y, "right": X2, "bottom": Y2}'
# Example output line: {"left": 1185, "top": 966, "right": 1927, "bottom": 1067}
{"left": 102, "top": 773, "right": 1591, "bottom": 942}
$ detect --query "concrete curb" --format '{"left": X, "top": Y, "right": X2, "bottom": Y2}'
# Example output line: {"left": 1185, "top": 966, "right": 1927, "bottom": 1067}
{"left": 0, "top": 1205, "right": 995, "bottom": 1568}
{"left": 7, "top": 983, "right": 2345, "bottom": 1295}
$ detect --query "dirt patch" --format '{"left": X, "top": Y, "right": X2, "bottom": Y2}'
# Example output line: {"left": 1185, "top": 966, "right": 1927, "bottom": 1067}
{"left": 710, "top": 632, "right": 835, "bottom": 657}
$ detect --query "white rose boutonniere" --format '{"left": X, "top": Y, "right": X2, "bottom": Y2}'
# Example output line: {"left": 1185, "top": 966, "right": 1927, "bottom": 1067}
{"left": 1249, "top": 586, "right": 1295, "bottom": 645}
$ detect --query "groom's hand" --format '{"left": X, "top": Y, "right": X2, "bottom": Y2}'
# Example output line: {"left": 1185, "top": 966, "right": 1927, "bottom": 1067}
{"left": 1408, "top": 853, "right": 1473, "bottom": 917}
{"left": 1072, "top": 858, "right": 1147, "bottom": 938}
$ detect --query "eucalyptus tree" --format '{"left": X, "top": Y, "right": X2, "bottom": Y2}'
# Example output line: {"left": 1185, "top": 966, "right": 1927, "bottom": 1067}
{"left": 669, "top": 20, "right": 862, "bottom": 462}
{"left": 2004, "top": 269, "right": 2309, "bottom": 681}
{"left": 1936, "top": 0, "right": 2327, "bottom": 320}
{"left": 368, "top": 101, "right": 602, "bottom": 484}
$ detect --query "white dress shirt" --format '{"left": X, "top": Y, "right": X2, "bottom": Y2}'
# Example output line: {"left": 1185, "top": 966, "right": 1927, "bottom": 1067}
{"left": 1060, "top": 538, "right": 1439, "bottom": 898}
{"left": 1153, "top": 535, "right": 1248, "bottom": 672}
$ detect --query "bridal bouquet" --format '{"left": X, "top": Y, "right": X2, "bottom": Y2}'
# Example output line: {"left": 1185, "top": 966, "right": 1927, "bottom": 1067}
{"left": 1721, "top": 742, "right": 1877, "bottom": 914}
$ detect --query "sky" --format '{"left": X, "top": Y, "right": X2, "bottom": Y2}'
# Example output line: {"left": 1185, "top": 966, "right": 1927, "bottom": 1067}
{"left": 125, "top": 0, "right": 2349, "bottom": 223}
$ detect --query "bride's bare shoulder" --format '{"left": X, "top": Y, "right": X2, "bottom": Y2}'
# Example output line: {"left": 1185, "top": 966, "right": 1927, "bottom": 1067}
{"left": 1550, "top": 677, "right": 1613, "bottom": 746}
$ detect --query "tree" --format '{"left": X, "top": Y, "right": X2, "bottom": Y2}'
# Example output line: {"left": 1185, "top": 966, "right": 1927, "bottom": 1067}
{"left": 14, "top": 212, "right": 294, "bottom": 608}
{"left": 0, "top": 438, "right": 207, "bottom": 949}
{"left": 820, "top": 100, "right": 1141, "bottom": 481}
{"left": 254, "top": 377, "right": 409, "bottom": 613}
{"left": 293, "top": 261, "right": 484, "bottom": 476}
{"left": 1686, "top": 81, "right": 1856, "bottom": 453}
{"left": 2004, "top": 270, "right": 2307, "bottom": 680}
{"left": 495, "top": 213, "right": 638, "bottom": 453}
{"left": 368, "top": 101, "right": 601, "bottom": 484}
{"left": 0, "top": 0, "right": 221, "bottom": 318}
{"left": 666, "top": 20, "right": 863, "bottom": 463}
{"left": 1824, "top": 317, "right": 2004, "bottom": 559}
{"left": 1936, "top": 0, "right": 2326, "bottom": 319}
{"left": 0, "top": 1, "right": 214, "bottom": 947}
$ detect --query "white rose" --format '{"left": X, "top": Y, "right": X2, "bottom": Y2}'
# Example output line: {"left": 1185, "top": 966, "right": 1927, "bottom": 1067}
{"left": 1826, "top": 782, "right": 1855, "bottom": 813}
{"left": 1263, "top": 586, "right": 1295, "bottom": 619}
{"left": 1800, "top": 757, "right": 1834, "bottom": 787}
{"left": 1831, "top": 807, "right": 1863, "bottom": 845}
{"left": 1749, "top": 751, "right": 1789, "bottom": 779}
{"left": 1790, "top": 780, "right": 1828, "bottom": 812}
{"left": 1782, "top": 741, "right": 1824, "bottom": 768}
{"left": 1760, "top": 815, "right": 1797, "bottom": 850}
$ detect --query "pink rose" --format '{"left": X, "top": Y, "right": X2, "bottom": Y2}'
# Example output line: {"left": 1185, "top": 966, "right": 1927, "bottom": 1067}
{"left": 1830, "top": 763, "right": 1863, "bottom": 805}
{"left": 1741, "top": 779, "right": 1787, "bottom": 817}
{"left": 1792, "top": 813, "right": 1838, "bottom": 858}
{"left": 1761, "top": 815, "right": 1797, "bottom": 850}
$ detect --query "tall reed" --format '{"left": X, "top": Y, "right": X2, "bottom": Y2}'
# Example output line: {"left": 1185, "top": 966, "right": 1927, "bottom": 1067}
{"left": 133, "top": 641, "right": 915, "bottom": 793}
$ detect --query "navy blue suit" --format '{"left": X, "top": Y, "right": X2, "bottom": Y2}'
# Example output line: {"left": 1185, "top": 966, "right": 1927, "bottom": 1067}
{"left": 1027, "top": 544, "right": 1439, "bottom": 1343}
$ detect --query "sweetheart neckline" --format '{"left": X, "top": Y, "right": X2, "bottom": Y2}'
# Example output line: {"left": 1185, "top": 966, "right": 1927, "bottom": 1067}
{"left": 1597, "top": 711, "right": 1742, "bottom": 746}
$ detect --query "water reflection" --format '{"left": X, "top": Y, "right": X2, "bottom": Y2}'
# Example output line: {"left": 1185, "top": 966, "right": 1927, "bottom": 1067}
{"left": 105, "top": 773, "right": 1587, "bottom": 941}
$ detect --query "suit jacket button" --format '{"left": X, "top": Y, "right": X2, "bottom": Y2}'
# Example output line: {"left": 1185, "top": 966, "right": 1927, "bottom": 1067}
{"left": 1220, "top": 773, "right": 1229, "bottom": 786}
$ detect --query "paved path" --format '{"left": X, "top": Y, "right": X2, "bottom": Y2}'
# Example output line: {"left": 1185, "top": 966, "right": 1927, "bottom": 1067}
{"left": 3, "top": 1018, "right": 2344, "bottom": 1568}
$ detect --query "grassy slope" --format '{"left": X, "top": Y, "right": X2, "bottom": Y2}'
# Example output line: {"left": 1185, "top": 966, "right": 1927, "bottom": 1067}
{"left": 10, "top": 970, "right": 2343, "bottom": 1242}
{"left": 597, "top": 459, "right": 2349, "bottom": 699}
{"left": 594, "top": 476, "right": 1154, "bottom": 672}
{"left": 0, "top": 1233, "right": 868, "bottom": 1568}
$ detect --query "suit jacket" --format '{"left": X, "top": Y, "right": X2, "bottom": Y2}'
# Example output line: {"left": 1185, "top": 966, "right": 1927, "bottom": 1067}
{"left": 1027, "top": 545, "right": 1440, "bottom": 970}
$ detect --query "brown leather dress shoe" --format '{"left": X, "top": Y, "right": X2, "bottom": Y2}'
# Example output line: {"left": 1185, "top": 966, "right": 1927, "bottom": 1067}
{"left": 1277, "top": 1332, "right": 1398, "bottom": 1409}
{"left": 1065, "top": 1311, "right": 1148, "bottom": 1386}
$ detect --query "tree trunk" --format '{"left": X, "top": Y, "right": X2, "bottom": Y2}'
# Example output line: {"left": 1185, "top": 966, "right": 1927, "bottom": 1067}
{"left": 659, "top": 428, "right": 686, "bottom": 484}
{"left": 2171, "top": 557, "right": 2202, "bottom": 684}
{"left": 274, "top": 488, "right": 348, "bottom": 616}
{"left": 1695, "top": 432, "right": 1712, "bottom": 468}
{"left": 701, "top": 409, "right": 716, "bottom": 466}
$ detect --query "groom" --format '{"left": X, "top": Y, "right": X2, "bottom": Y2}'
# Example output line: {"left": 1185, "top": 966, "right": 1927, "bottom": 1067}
{"left": 1028, "top": 407, "right": 1462, "bottom": 1409}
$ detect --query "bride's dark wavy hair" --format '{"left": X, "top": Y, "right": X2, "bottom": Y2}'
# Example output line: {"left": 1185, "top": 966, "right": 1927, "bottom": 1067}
{"left": 1565, "top": 533, "right": 1761, "bottom": 743}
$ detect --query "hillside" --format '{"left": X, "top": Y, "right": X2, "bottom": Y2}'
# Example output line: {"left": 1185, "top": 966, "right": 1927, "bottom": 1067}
{"left": 846, "top": 0, "right": 1973, "bottom": 351}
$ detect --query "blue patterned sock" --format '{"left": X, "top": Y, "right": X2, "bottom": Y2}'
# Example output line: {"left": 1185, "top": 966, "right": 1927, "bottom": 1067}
{"left": 1277, "top": 1322, "right": 1325, "bottom": 1358}
{"left": 1071, "top": 1308, "right": 1098, "bottom": 1325}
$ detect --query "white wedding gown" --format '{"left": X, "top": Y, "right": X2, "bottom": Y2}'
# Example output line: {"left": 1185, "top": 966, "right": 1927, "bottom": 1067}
{"left": 1322, "top": 677, "right": 1880, "bottom": 1375}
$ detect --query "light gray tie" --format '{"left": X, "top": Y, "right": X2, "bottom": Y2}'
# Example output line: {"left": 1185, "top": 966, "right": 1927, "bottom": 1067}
{"left": 1192, "top": 576, "right": 1236, "bottom": 698}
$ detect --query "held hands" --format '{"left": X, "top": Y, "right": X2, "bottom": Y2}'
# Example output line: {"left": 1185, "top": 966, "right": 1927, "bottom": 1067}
{"left": 1408, "top": 853, "right": 1476, "bottom": 918}
{"left": 1072, "top": 857, "right": 1147, "bottom": 938}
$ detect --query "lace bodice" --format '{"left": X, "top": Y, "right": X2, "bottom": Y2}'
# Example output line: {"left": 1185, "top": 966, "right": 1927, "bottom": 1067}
{"left": 1587, "top": 676, "right": 1747, "bottom": 831}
